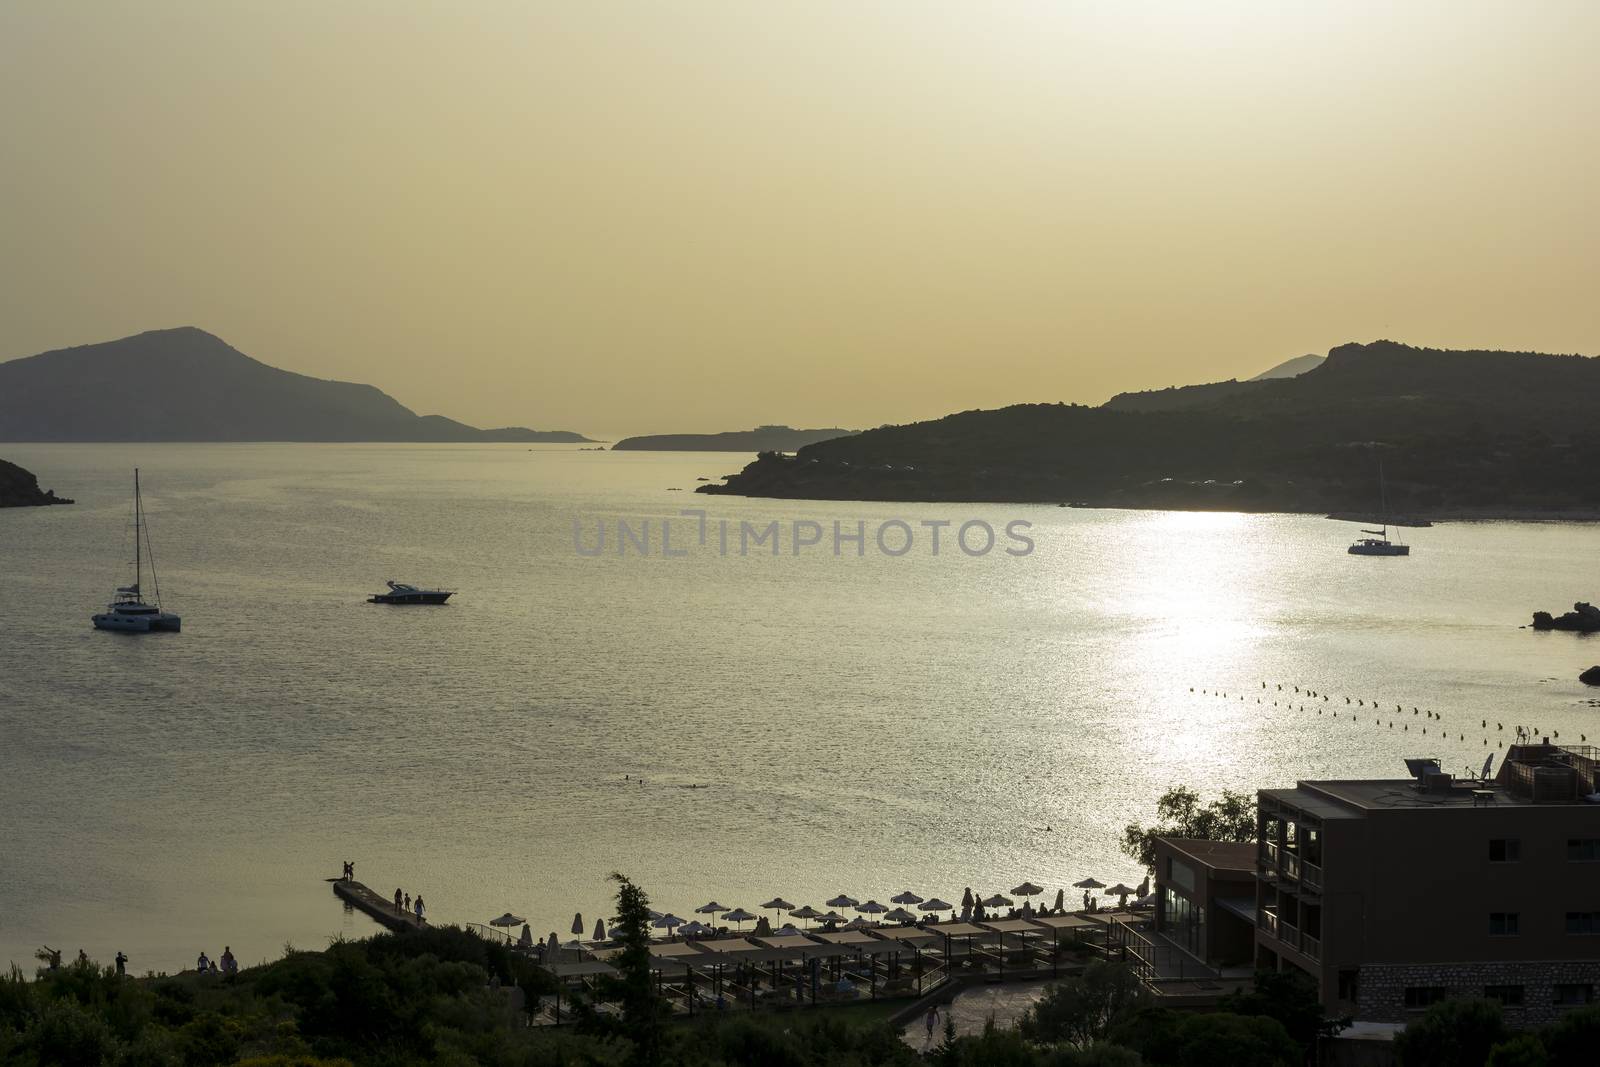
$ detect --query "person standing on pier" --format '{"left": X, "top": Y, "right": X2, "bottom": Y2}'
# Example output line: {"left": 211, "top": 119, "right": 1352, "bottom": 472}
{"left": 394, "top": 888, "right": 403, "bottom": 913}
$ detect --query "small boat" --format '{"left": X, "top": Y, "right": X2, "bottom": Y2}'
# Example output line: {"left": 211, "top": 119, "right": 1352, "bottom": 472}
{"left": 368, "top": 580, "right": 453, "bottom": 605}
{"left": 92, "top": 469, "right": 182, "bottom": 632}
{"left": 1348, "top": 461, "right": 1411, "bottom": 557}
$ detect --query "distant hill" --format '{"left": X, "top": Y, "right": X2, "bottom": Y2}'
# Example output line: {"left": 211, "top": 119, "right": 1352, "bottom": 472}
{"left": 611, "top": 425, "right": 856, "bottom": 452}
{"left": 1104, "top": 353, "right": 1326, "bottom": 412}
{"left": 0, "top": 328, "right": 592, "bottom": 442}
{"left": 701, "top": 341, "right": 1600, "bottom": 517}
{"left": 1250, "top": 353, "right": 1325, "bottom": 380}
{"left": 0, "top": 458, "right": 73, "bottom": 507}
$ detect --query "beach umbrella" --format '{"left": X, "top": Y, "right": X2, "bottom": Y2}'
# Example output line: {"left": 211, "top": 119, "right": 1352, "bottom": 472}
{"left": 546, "top": 931, "right": 559, "bottom": 953}
{"left": 571, "top": 912, "right": 585, "bottom": 935}
{"left": 560, "top": 939, "right": 587, "bottom": 954}
{"left": 1132, "top": 891, "right": 1156, "bottom": 910}
{"left": 1073, "top": 878, "right": 1105, "bottom": 890}
{"left": 820, "top": 911, "right": 846, "bottom": 924}
{"left": 593, "top": 918, "right": 607, "bottom": 941}
{"left": 825, "top": 894, "right": 860, "bottom": 909}
{"left": 722, "top": 908, "right": 757, "bottom": 929}
{"left": 1104, "top": 884, "right": 1137, "bottom": 908}
{"left": 678, "top": 920, "right": 711, "bottom": 937}
{"left": 1011, "top": 882, "right": 1044, "bottom": 898}
{"left": 490, "top": 912, "right": 526, "bottom": 929}
{"left": 789, "top": 905, "right": 823, "bottom": 927}
{"left": 890, "top": 890, "right": 924, "bottom": 907}
{"left": 842, "top": 916, "right": 876, "bottom": 930}
{"left": 1137, "top": 876, "right": 1150, "bottom": 898}
{"left": 518, "top": 924, "right": 533, "bottom": 947}
{"left": 695, "top": 901, "right": 728, "bottom": 919}
{"left": 760, "top": 897, "right": 795, "bottom": 918}
{"left": 652, "top": 913, "right": 685, "bottom": 935}
{"left": 960, "top": 887, "right": 974, "bottom": 908}
{"left": 772, "top": 923, "right": 806, "bottom": 937}
{"left": 1052, "top": 889, "right": 1065, "bottom": 913}
{"left": 857, "top": 900, "right": 888, "bottom": 916}
{"left": 919, "top": 898, "right": 954, "bottom": 914}
{"left": 981, "top": 894, "right": 1013, "bottom": 909}
{"left": 884, "top": 907, "right": 916, "bottom": 923}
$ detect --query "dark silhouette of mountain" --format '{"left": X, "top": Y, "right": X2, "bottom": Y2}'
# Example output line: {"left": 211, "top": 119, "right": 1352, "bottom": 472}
{"left": 1250, "top": 353, "right": 1325, "bottom": 380}
{"left": 701, "top": 341, "right": 1600, "bottom": 517}
{"left": 0, "top": 458, "right": 72, "bottom": 507}
{"left": 611, "top": 425, "right": 856, "bottom": 452}
{"left": 0, "top": 328, "right": 592, "bottom": 442}
{"left": 1103, "top": 353, "right": 1326, "bottom": 412}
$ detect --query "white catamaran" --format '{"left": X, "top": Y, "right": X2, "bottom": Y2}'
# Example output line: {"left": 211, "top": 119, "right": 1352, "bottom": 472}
{"left": 1348, "top": 460, "right": 1411, "bottom": 557}
{"left": 92, "top": 468, "right": 182, "bottom": 632}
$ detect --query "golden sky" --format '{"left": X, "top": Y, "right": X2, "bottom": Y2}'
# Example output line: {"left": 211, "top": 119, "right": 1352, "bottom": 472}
{"left": 2, "top": 1, "right": 1597, "bottom": 435}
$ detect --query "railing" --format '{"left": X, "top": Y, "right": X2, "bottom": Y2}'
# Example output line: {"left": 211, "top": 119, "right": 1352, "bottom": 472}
{"left": 1258, "top": 909, "right": 1279, "bottom": 937}
{"left": 1278, "top": 920, "right": 1298, "bottom": 945}
{"left": 1281, "top": 853, "right": 1301, "bottom": 881}
{"left": 1301, "top": 860, "right": 1323, "bottom": 891}
{"left": 1300, "top": 934, "right": 1321, "bottom": 960}
{"left": 1261, "top": 841, "right": 1279, "bottom": 867}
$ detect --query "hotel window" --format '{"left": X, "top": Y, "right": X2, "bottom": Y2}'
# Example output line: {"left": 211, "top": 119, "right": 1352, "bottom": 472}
{"left": 1404, "top": 987, "right": 1446, "bottom": 1010}
{"left": 1484, "top": 985, "right": 1524, "bottom": 1007}
{"left": 1337, "top": 969, "right": 1359, "bottom": 1002}
{"left": 1553, "top": 983, "right": 1594, "bottom": 1006}
{"left": 1568, "top": 839, "right": 1600, "bottom": 862}
{"left": 1489, "top": 912, "right": 1519, "bottom": 936}
{"left": 1564, "top": 912, "right": 1600, "bottom": 934}
{"left": 1488, "top": 838, "right": 1520, "bottom": 862}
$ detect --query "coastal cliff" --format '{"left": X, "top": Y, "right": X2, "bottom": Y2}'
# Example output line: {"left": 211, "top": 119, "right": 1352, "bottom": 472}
{"left": 0, "top": 459, "right": 73, "bottom": 507}
{"left": 700, "top": 341, "right": 1600, "bottom": 517}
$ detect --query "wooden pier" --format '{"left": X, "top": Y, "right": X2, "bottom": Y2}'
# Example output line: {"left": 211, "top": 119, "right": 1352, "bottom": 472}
{"left": 332, "top": 878, "right": 427, "bottom": 933}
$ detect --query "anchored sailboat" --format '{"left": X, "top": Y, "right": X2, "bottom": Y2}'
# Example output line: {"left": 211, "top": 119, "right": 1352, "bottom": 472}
{"left": 1348, "top": 460, "right": 1410, "bottom": 557}
{"left": 92, "top": 469, "right": 182, "bottom": 632}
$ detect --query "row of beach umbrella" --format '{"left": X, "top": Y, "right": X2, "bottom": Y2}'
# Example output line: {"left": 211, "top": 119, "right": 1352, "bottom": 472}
{"left": 491, "top": 876, "right": 1151, "bottom": 949}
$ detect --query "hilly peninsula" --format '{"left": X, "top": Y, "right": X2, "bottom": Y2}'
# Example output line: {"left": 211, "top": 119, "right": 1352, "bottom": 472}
{"left": 611, "top": 425, "right": 856, "bottom": 452}
{"left": 0, "top": 458, "right": 73, "bottom": 507}
{"left": 0, "top": 328, "right": 592, "bottom": 442}
{"left": 700, "top": 341, "right": 1600, "bottom": 518}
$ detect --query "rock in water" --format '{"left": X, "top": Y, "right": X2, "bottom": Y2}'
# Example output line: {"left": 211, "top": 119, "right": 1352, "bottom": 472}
{"left": 1532, "top": 604, "right": 1600, "bottom": 633}
{"left": 1581, "top": 666, "right": 1600, "bottom": 687}
{"left": 0, "top": 459, "right": 74, "bottom": 507}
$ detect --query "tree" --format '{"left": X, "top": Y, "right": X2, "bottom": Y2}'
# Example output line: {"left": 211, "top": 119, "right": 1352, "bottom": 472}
{"left": 1121, "top": 786, "right": 1257, "bottom": 872}
{"left": 1541, "top": 1003, "right": 1600, "bottom": 1067}
{"left": 1219, "top": 968, "right": 1350, "bottom": 1051}
{"left": 1486, "top": 1033, "right": 1550, "bottom": 1067}
{"left": 1173, "top": 1013, "right": 1299, "bottom": 1067}
{"left": 1019, "top": 961, "right": 1149, "bottom": 1048}
{"left": 1393, "top": 997, "right": 1508, "bottom": 1067}
{"left": 580, "top": 872, "right": 666, "bottom": 1066}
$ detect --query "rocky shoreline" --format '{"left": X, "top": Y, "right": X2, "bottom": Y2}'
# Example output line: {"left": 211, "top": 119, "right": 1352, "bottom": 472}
{"left": 0, "top": 459, "right": 73, "bottom": 508}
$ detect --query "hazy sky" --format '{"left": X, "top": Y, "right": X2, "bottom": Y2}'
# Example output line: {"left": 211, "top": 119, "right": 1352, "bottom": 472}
{"left": 3, "top": 2, "right": 1597, "bottom": 435}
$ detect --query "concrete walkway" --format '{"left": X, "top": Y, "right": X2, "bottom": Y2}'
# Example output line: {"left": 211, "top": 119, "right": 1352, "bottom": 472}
{"left": 900, "top": 979, "right": 1053, "bottom": 1052}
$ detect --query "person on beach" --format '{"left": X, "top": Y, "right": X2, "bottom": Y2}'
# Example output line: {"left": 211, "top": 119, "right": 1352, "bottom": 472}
{"left": 221, "top": 947, "right": 236, "bottom": 976}
{"left": 925, "top": 1005, "right": 940, "bottom": 1039}
{"left": 414, "top": 896, "right": 426, "bottom": 923}
{"left": 115, "top": 951, "right": 127, "bottom": 976}
{"left": 77, "top": 949, "right": 89, "bottom": 965}
{"left": 394, "top": 888, "right": 403, "bottom": 912}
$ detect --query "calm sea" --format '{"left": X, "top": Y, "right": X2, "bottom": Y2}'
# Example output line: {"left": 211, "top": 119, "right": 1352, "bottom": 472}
{"left": 3, "top": 444, "right": 1597, "bottom": 974}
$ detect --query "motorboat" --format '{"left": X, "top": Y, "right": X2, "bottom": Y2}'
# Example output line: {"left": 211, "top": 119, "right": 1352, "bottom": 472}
{"left": 368, "top": 580, "right": 453, "bottom": 605}
{"left": 92, "top": 469, "right": 182, "bottom": 632}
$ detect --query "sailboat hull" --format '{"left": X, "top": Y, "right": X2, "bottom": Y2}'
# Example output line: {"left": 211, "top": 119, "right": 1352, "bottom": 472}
{"left": 1348, "top": 542, "right": 1409, "bottom": 556}
{"left": 92, "top": 610, "right": 182, "bottom": 632}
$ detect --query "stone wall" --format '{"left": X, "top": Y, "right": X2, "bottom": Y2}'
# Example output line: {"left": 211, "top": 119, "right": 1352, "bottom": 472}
{"left": 1359, "top": 959, "right": 1600, "bottom": 1026}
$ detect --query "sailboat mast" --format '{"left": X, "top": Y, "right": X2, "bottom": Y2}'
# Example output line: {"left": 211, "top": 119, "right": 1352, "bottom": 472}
{"left": 1378, "top": 459, "right": 1388, "bottom": 538}
{"left": 134, "top": 467, "right": 142, "bottom": 593}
